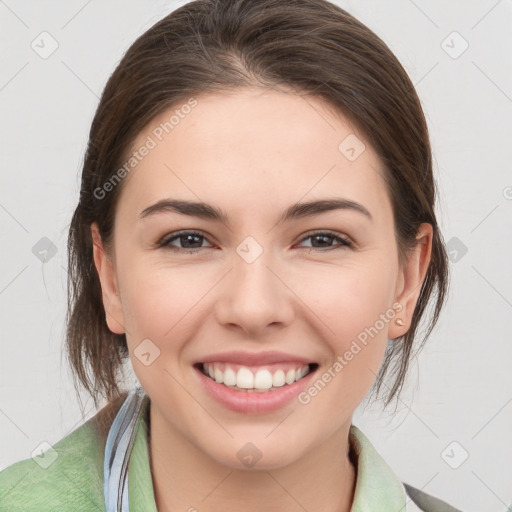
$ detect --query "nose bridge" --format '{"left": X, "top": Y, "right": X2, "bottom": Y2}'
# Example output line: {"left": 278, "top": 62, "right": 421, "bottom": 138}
{"left": 215, "top": 242, "right": 293, "bottom": 333}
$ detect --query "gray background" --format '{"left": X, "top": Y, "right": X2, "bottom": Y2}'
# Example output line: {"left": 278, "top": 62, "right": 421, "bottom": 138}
{"left": 1, "top": 1, "right": 511, "bottom": 511}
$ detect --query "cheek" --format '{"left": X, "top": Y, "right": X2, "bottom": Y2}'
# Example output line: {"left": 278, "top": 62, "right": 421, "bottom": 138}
{"left": 299, "top": 258, "right": 396, "bottom": 409}
{"left": 117, "top": 256, "right": 216, "bottom": 343}
{"left": 305, "top": 267, "right": 394, "bottom": 416}
{"left": 116, "top": 259, "right": 213, "bottom": 390}
{"left": 300, "top": 257, "right": 398, "bottom": 345}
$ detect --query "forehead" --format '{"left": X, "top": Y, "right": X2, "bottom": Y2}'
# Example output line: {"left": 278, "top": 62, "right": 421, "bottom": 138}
{"left": 117, "top": 87, "right": 391, "bottom": 225}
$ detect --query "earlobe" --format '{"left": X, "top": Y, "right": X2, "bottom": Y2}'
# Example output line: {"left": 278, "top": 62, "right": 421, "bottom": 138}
{"left": 91, "top": 223, "right": 126, "bottom": 334}
{"left": 388, "top": 223, "right": 433, "bottom": 339}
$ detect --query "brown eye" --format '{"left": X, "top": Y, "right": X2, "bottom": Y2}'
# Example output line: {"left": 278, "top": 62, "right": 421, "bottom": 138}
{"left": 297, "top": 231, "right": 352, "bottom": 250}
{"left": 159, "top": 230, "right": 211, "bottom": 252}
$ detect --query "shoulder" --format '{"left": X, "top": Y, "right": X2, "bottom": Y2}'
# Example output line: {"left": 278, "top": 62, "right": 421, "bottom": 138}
{"left": 403, "top": 482, "right": 464, "bottom": 512}
{"left": 0, "top": 393, "right": 127, "bottom": 512}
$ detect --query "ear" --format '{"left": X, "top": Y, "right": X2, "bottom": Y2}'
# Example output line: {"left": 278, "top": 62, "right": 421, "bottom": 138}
{"left": 91, "top": 222, "right": 126, "bottom": 335}
{"left": 388, "top": 223, "right": 433, "bottom": 339}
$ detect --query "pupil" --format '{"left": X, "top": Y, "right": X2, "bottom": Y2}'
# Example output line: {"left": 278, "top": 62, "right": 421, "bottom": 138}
{"left": 184, "top": 234, "right": 201, "bottom": 248}
{"left": 313, "top": 235, "right": 330, "bottom": 247}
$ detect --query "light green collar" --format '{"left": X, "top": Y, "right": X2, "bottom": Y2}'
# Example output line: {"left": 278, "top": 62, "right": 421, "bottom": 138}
{"left": 128, "top": 398, "right": 406, "bottom": 511}
{"left": 349, "top": 424, "right": 407, "bottom": 511}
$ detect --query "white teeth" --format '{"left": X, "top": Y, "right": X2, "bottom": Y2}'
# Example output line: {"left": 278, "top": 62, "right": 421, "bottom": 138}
{"left": 214, "top": 367, "right": 224, "bottom": 384}
{"left": 223, "top": 367, "right": 237, "bottom": 386}
{"left": 237, "top": 367, "right": 254, "bottom": 389}
{"left": 272, "top": 369, "right": 286, "bottom": 387}
{"left": 201, "top": 363, "right": 312, "bottom": 391}
{"left": 253, "top": 369, "right": 273, "bottom": 390}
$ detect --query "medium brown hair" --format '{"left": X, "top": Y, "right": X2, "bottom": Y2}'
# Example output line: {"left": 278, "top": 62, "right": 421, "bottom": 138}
{"left": 66, "top": 0, "right": 449, "bottom": 410}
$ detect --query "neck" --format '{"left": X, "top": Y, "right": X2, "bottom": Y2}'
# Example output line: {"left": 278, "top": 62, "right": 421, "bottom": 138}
{"left": 148, "top": 404, "right": 357, "bottom": 512}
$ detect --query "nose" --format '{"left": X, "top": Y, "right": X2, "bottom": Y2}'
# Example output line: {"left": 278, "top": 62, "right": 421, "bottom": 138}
{"left": 214, "top": 248, "right": 295, "bottom": 337}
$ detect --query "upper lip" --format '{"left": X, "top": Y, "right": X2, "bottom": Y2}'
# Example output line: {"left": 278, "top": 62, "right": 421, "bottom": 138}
{"left": 196, "top": 350, "right": 315, "bottom": 366}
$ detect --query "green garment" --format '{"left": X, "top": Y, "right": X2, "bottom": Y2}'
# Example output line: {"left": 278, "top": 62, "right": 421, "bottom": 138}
{"left": 0, "top": 392, "right": 461, "bottom": 511}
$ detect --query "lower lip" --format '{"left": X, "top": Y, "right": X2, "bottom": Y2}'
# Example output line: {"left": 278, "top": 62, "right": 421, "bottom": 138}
{"left": 195, "top": 365, "right": 317, "bottom": 414}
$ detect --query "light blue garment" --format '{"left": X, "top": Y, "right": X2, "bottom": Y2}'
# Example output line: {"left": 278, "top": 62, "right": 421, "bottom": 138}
{"left": 104, "top": 386, "right": 147, "bottom": 512}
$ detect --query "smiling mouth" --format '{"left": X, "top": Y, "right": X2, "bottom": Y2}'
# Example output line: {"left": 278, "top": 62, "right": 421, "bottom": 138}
{"left": 195, "top": 362, "right": 319, "bottom": 392}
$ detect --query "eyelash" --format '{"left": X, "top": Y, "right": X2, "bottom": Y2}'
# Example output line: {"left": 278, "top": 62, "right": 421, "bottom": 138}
{"left": 158, "top": 230, "right": 353, "bottom": 253}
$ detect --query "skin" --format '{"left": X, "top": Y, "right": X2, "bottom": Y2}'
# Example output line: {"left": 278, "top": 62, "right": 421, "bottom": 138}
{"left": 91, "top": 86, "right": 432, "bottom": 512}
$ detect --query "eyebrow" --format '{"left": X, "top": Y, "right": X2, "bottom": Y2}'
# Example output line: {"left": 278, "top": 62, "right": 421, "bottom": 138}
{"left": 139, "top": 198, "right": 373, "bottom": 224}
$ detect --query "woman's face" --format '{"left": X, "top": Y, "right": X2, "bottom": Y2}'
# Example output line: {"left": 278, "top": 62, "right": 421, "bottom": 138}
{"left": 92, "top": 87, "right": 431, "bottom": 469}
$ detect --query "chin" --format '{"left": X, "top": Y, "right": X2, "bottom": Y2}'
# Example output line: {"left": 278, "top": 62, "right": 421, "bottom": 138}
{"left": 199, "top": 434, "right": 310, "bottom": 471}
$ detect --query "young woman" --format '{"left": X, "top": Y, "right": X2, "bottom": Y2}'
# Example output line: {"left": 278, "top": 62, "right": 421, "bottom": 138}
{"left": 0, "top": 0, "right": 461, "bottom": 510}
